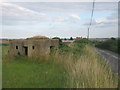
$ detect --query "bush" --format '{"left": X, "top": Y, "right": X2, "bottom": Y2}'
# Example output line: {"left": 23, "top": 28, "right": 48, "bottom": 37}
{"left": 95, "top": 39, "right": 119, "bottom": 54}
{"left": 73, "top": 38, "right": 91, "bottom": 48}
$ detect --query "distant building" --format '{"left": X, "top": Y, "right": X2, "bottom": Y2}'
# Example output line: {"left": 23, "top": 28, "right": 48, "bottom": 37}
{"left": 62, "top": 40, "right": 75, "bottom": 45}
{"left": 76, "top": 37, "right": 82, "bottom": 40}
{"left": 9, "top": 36, "right": 59, "bottom": 58}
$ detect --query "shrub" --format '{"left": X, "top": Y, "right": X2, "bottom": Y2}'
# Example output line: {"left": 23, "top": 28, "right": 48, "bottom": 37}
{"left": 73, "top": 38, "right": 91, "bottom": 48}
{"left": 95, "top": 39, "right": 118, "bottom": 54}
{"left": 70, "top": 37, "right": 73, "bottom": 40}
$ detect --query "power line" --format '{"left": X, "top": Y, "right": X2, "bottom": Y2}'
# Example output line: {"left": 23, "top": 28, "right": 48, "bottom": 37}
{"left": 87, "top": 0, "right": 95, "bottom": 39}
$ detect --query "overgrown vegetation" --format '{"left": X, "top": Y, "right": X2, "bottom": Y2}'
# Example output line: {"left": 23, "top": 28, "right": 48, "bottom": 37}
{"left": 2, "top": 38, "right": 118, "bottom": 88}
{"left": 66, "top": 45, "right": 118, "bottom": 88}
{"left": 94, "top": 38, "right": 119, "bottom": 54}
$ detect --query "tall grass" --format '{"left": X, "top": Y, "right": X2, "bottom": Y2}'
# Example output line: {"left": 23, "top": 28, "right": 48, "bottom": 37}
{"left": 49, "top": 43, "right": 118, "bottom": 88}
{"left": 65, "top": 45, "right": 118, "bottom": 88}
{"left": 2, "top": 40, "right": 118, "bottom": 88}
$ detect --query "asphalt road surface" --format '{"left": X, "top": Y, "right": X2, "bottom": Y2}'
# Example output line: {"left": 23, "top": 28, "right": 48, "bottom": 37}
{"left": 95, "top": 48, "right": 119, "bottom": 75}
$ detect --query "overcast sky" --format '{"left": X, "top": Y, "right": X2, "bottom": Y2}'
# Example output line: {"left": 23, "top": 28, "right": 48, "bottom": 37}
{"left": 0, "top": 2, "right": 118, "bottom": 39}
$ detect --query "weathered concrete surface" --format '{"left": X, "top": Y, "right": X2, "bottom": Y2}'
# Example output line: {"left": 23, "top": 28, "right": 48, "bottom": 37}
{"left": 9, "top": 36, "right": 59, "bottom": 58}
{"left": 95, "top": 48, "right": 119, "bottom": 75}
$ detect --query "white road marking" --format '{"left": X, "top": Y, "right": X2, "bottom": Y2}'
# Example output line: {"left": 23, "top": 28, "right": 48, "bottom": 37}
{"left": 99, "top": 50, "right": 118, "bottom": 59}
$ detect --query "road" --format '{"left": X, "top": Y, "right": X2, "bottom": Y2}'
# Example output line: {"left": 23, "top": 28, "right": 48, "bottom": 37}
{"left": 95, "top": 48, "right": 119, "bottom": 75}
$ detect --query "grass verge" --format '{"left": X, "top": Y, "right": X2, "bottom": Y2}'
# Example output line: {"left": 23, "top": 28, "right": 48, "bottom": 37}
{"left": 66, "top": 45, "right": 118, "bottom": 88}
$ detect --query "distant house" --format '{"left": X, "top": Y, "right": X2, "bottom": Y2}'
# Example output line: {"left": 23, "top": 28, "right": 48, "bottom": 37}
{"left": 9, "top": 36, "right": 59, "bottom": 58}
{"left": 62, "top": 40, "right": 75, "bottom": 45}
{"left": 76, "top": 37, "right": 82, "bottom": 40}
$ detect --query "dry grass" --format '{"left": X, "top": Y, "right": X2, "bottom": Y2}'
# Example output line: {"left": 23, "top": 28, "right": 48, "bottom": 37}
{"left": 65, "top": 45, "right": 118, "bottom": 88}
{"left": 48, "top": 45, "right": 118, "bottom": 88}
{"left": 2, "top": 44, "right": 118, "bottom": 88}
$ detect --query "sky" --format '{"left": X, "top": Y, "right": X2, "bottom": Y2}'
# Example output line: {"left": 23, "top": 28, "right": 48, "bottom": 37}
{"left": 0, "top": 2, "right": 118, "bottom": 39}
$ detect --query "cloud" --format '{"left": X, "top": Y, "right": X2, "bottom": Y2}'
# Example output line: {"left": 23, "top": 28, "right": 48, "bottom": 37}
{"left": 1, "top": 2, "right": 82, "bottom": 25}
{"left": 12, "top": 2, "right": 117, "bottom": 14}
{"left": 53, "top": 16, "right": 69, "bottom": 22}
{"left": 95, "top": 17, "right": 107, "bottom": 23}
{"left": 69, "top": 14, "right": 81, "bottom": 20}
{"left": 0, "top": 2, "right": 46, "bottom": 17}
{"left": 84, "top": 12, "right": 117, "bottom": 28}
{"left": 1, "top": 2, "right": 118, "bottom": 39}
{"left": 1, "top": 2, "right": 117, "bottom": 26}
{"left": 52, "top": 14, "right": 81, "bottom": 23}
{"left": 0, "top": 2, "right": 47, "bottom": 25}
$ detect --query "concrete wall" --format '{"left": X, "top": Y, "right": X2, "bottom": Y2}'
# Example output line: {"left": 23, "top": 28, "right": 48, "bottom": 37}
{"left": 51, "top": 40, "right": 59, "bottom": 49}
{"left": 9, "top": 39, "right": 59, "bottom": 58}
{"left": 9, "top": 40, "right": 25, "bottom": 56}
{"left": 25, "top": 39, "right": 51, "bottom": 58}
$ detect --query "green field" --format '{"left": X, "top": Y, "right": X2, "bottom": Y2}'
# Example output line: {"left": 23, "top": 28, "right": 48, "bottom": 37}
{"left": 2, "top": 39, "right": 118, "bottom": 88}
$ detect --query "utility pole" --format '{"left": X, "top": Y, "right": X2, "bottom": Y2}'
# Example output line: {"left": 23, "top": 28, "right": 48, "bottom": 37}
{"left": 87, "top": 28, "right": 89, "bottom": 39}
{"left": 87, "top": 0, "right": 95, "bottom": 39}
